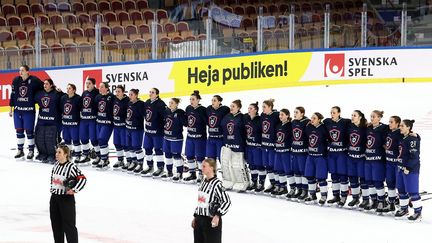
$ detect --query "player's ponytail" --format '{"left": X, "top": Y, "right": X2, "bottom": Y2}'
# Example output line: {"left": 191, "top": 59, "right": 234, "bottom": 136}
{"left": 354, "top": 110, "right": 367, "bottom": 128}
{"left": 191, "top": 90, "right": 201, "bottom": 100}
{"left": 402, "top": 119, "right": 415, "bottom": 132}
{"left": 263, "top": 98, "right": 275, "bottom": 109}
{"left": 372, "top": 110, "right": 384, "bottom": 118}
{"left": 213, "top": 95, "right": 223, "bottom": 102}
{"left": 390, "top": 115, "right": 401, "bottom": 125}
{"left": 313, "top": 112, "right": 324, "bottom": 121}
{"left": 171, "top": 98, "right": 181, "bottom": 104}
{"left": 232, "top": 99, "right": 242, "bottom": 110}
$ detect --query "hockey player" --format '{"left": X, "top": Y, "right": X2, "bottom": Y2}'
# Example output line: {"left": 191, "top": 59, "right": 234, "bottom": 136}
{"left": 9, "top": 65, "right": 43, "bottom": 160}
{"left": 304, "top": 112, "right": 329, "bottom": 205}
{"left": 244, "top": 102, "right": 263, "bottom": 192}
{"left": 141, "top": 88, "right": 167, "bottom": 177}
{"left": 206, "top": 95, "right": 230, "bottom": 160}
{"left": 364, "top": 110, "right": 389, "bottom": 212}
{"left": 261, "top": 99, "right": 280, "bottom": 194}
{"left": 291, "top": 107, "right": 310, "bottom": 201}
{"left": 346, "top": 110, "right": 368, "bottom": 208}
{"left": 323, "top": 106, "right": 351, "bottom": 206}
{"left": 395, "top": 119, "right": 422, "bottom": 221}
{"left": 273, "top": 109, "right": 293, "bottom": 197}
{"left": 220, "top": 100, "right": 248, "bottom": 191}
{"left": 112, "top": 86, "right": 130, "bottom": 170}
{"left": 163, "top": 98, "right": 187, "bottom": 180}
{"left": 60, "top": 84, "right": 82, "bottom": 166}
{"left": 384, "top": 116, "right": 402, "bottom": 212}
{"left": 123, "top": 89, "right": 146, "bottom": 174}
{"left": 94, "top": 82, "right": 115, "bottom": 169}
{"left": 184, "top": 90, "right": 207, "bottom": 183}
{"left": 34, "top": 79, "right": 63, "bottom": 163}
{"left": 79, "top": 78, "right": 100, "bottom": 165}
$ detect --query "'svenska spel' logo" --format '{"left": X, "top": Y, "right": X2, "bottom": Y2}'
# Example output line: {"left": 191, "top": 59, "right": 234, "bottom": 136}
{"left": 324, "top": 53, "right": 345, "bottom": 78}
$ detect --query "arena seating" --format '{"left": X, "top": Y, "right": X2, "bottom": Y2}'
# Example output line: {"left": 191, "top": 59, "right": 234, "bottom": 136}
{"left": 0, "top": 0, "right": 396, "bottom": 69}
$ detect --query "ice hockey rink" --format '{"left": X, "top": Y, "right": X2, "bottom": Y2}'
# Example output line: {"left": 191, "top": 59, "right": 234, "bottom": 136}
{"left": 1, "top": 83, "right": 432, "bottom": 243}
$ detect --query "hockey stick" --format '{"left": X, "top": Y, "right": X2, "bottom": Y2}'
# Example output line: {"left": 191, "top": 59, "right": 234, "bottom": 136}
{"left": 421, "top": 196, "right": 432, "bottom": 202}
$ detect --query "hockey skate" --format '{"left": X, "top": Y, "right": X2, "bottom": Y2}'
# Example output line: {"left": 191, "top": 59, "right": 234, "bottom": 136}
{"left": 285, "top": 188, "right": 296, "bottom": 200}
{"left": 254, "top": 184, "right": 264, "bottom": 194}
{"left": 394, "top": 209, "right": 409, "bottom": 219}
{"left": 408, "top": 212, "right": 422, "bottom": 222}
{"left": 183, "top": 172, "right": 197, "bottom": 184}
{"left": 91, "top": 156, "right": 101, "bottom": 167}
{"left": 297, "top": 189, "right": 309, "bottom": 202}
{"left": 161, "top": 172, "right": 174, "bottom": 181}
{"left": 172, "top": 173, "right": 183, "bottom": 182}
{"left": 246, "top": 182, "right": 257, "bottom": 192}
{"left": 358, "top": 199, "right": 370, "bottom": 210}
{"left": 338, "top": 197, "right": 347, "bottom": 207}
{"left": 152, "top": 167, "right": 164, "bottom": 178}
{"left": 364, "top": 200, "right": 378, "bottom": 212}
{"left": 14, "top": 150, "right": 25, "bottom": 161}
{"left": 318, "top": 195, "right": 327, "bottom": 206}
{"left": 127, "top": 162, "right": 137, "bottom": 173}
{"left": 348, "top": 197, "right": 360, "bottom": 208}
{"left": 113, "top": 160, "right": 124, "bottom": 170}
{"left": 304, "top": 193, "right": 318, "bottom": 205}
{"left": 276, "top": 187, "right": 288, "bottom": 198}
{"left": 270, "top": 185, "right": 280, "bottom": 197}
{"left": 77, "top": 155, "right": 91, "bottom": 166}
{"left": 96, "top": 159, "right": 110, "bottom": 170}
{"left": 133, "top": 164, "right": 143, "bottom": 174}
{"left": 140, "top": 166, "right": 154, "bottom": 177}
{"left": 26, "top": 151, "right": 34, "bottom": 161}
{"left": 122, "top": 161, "right": 131, "bottom": 171}
{"left": 263, "top": 184, "right": 275, "bottom": 194}
{"left": 327, "top": 195, "right": 340, "bottom": 205}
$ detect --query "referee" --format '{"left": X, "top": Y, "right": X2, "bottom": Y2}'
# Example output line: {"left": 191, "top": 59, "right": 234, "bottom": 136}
{"left": 50, "top": 144, "right": 87, "bottom": 243}
{"left": 192, "top": 158, "right": 231, "bottom": 243}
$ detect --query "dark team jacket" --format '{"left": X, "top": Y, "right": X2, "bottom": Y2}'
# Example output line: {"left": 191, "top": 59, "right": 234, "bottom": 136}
{"left": 126, "top": 100, "right": 146, "bottom": 130}
{"left": 10, "top": 75, "right": 43, "bottom": 111}
{"left": 60, "top": 94, "right": 82, "bottom": 126}
{"left": 186, "top": 105, "right": 207, "bottom": 139}
{"left": 347, "top": 123, "right": 367, "bottom": 159}
{"left": 164, "top": 108, "right": 187, "bottom": 141}
{"left": 80, "top": 88, "right": 99, "bottom": 120}
{"left": 323, "top": 118, "right": 350, "bottom": 152}
{"left": 306, "top": 123, "right": 328, "bottom": 157}
{"left": 113, "top": 95, "right": 129, "bottom": 127}
{"left": 221, "top": 112, "right": 245, "bottom": 152}
{"left": 385, "top": 129, "right": 403, "bottom": 163}
{"left": 398, "top": 134, "right": 421, "bottom": 173}
{"left": 261, "top": 111, "right": 280, "bottom": 148}
{"left": 365, "top": 123, "right": 389, "bottom": 161}
{"left": 206, "top": 105, "right": 230, "bottom": 139}
{"left": 275, "top": 121, "right": 292, "bottom": 152}
{"left": 145, "top": 98, "right": 167, "bottom": 135}
{"left": 291, "top": 117, "right": 310, "bottom": 154}
{"left": 95, "top": 93, "right": 115, "bottom": 125}
{"left": 35, "top": 89, "right": 64, "bottom": 126}
{"left": 244, "top": 114, "right": 262, "bottom": 147}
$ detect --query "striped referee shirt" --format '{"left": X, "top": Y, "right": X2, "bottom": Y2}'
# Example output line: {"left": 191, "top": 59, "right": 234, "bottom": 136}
{"left": 50, "top": 161, "right": 87, "bottom": 195}
{"left": 194, "top": 176, "right": 231, "bottom": 217}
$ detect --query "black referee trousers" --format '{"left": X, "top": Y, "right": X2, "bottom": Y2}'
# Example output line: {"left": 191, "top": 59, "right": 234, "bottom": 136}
{"left": 50, "top": 194, "right": 78, "bottom": 243}
{"left": 194, "top": 215, "right": 222, "bottom": 243}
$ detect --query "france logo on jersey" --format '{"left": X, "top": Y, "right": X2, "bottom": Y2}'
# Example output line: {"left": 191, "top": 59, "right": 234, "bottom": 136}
{"left": 227, "top": 122, "right": 234, "bottom": 135}
{"left": 42, "top": 97, "right": 50, "bottom": 108}
{"left": 293, "top": 128, "right": 302, "bottom": 141}
{"left": 209, "top": 115, "right": 218, "bottom": 128}
{"left": 277, "top": 131, "right": 285, "bottom": 143}
{"left": 165, "top": 118, "right": 173, "bottom": 130}
{"left": 83, "top": 97, "right": 91, "bottom": 108}
{"left": 386, "top": 137, "right": 393, "bottom": 149}
{"left": 367, "top": 135, "right": 375, "bottom": 148}
{"left": 350, "top": 133, "right": 360, "bottom": 146}
{"left": 146, "top": 109, "right": 152, "bottom": 121}
{"left": 127, "top": 109, "right": 133, "bottom": 120}
{"left": 19, "top": 86, "right": 28, "bottom": 97}
{"left": 98, "top": 101, "right": 106, "bottom": 112}
{"left": 263, "top": 121, "right": 270, "bottom": 133}
{"left": 309, "top": 134, "right": 318, "bottom": 147}
{"left": 113, "top": 104, "right": 120, "bottom": 116}
{"left": 188, "top": 115, "right": 196, "bottom": 127}
{"left": 329, "top": 129, "right": 340, "bottom": 141}
{"left": 64, "top": 103, "right": 72, "bottom": 115}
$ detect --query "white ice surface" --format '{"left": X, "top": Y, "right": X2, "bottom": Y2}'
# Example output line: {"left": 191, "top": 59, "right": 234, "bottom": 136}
{"left": 1, "top": 83, "right": 432, "bottom": 243}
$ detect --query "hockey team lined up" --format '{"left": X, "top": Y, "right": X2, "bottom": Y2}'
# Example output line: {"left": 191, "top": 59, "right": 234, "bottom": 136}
{"left": 9, "top": 66, "right": 422, "bottom": 222}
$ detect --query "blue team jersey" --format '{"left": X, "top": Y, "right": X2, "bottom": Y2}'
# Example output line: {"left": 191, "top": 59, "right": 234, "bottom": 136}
{"left": 261, "top": 111, "right": 280, "bottom": 148}
{"left": 275, "top": 121, "right": 292, "bottom": 152}
{"left": 365, "top": 123, "right": 389, "bottom": 161}
{"left": 306, "top": 123, "right": 328, "bottom": 156}
{"left": 244, "top": 114, "right": 262, "bottom": 147}
{"left": 95, "top": 93, "right": 115, "bottom": 125}
{"left": 126, "top": 100, "right": 145, "bottom": 130}
{"left": 398, "top": 134, "right": 421, "bottom": 173}
{"left": 10, "top": 75, "right": 43, "bottom": 111}
{"left": 323, "top": 118, "right": 350, "bottom": 152}
{"left": 35, "top": 89, "right": 63, "bottom": 125}
{"left": 347, "top": 123, "right": 367, "bottom": 158}
{"left": 206, "top": 105, "right": 230, "bottom": 138}
{"left": 291, "top": 117, "right": 310, "bottom": 154}
{"left": 61, "top": 94, "right": 82, "bottom": 126}
{"left": 221, "top": 112, "right": 245, "bottom": 152}
{"left": 80, "top": 88, "right": 99, "bottom": 120}
{"left": 385, "top": 129, "right": 403, "bottom": 162}
{"left": 164, "top": 108, "right": 187, "bottom": 141}
{"left": 113, "top": 95, "right": 129, "bottom": 127}
{"left": 186, "top": 105, "right": 207, "bottom": 139}
{"left": 145, "top": 98, "right": 166, "bottom": 135}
